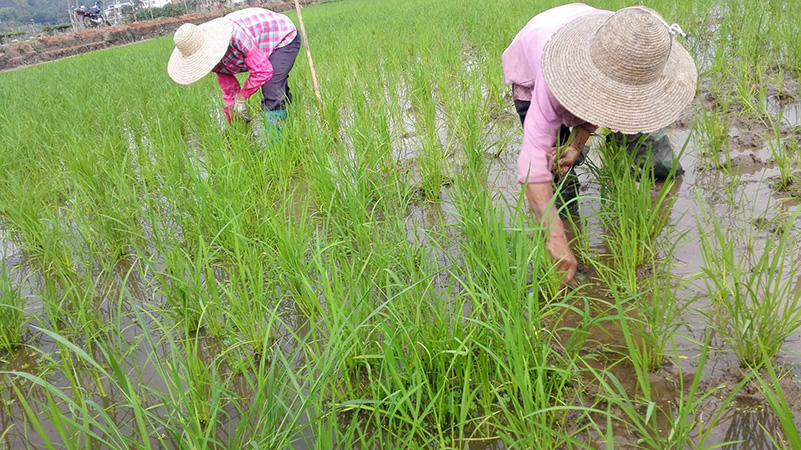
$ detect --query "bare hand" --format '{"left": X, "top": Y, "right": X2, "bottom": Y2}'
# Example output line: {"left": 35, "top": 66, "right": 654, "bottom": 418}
{"left": 547, "top": 231, "right": 577, "bottom": 284}
{"left": 557, "top": 144, "right": 582, "bottom": 175}
{"left": 524, "top": 182, "right": 578, "bottom": 285}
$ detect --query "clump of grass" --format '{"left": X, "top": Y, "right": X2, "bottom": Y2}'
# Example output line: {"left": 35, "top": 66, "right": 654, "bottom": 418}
{"left": 693, "top": 89, "right": 731, "bottom": 168}
{"left": 751, "top": 346, "right": 801, "bottom": 449}
{"left": 588, "top": 139, "right": 678, "bottom": 293}
{"left": 0, "top": 258, "right": 26, "bottom": 352}
{"left": 698, "top": 198, "right": 801, "bottom": 368}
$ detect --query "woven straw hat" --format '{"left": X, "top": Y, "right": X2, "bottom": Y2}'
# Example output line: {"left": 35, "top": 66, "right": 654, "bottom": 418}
{"left": 167, "top": 18, "right": 232, "bottom": 85}
{"left": 542, "top": 7, "right": 697, "bottom": 134}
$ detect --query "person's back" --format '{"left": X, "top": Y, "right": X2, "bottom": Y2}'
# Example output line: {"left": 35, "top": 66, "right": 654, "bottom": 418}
{"left": 502, "top": 3, "right": 603, "bottom": 92}
{"left": 225, "top": 8, "right": 297, "bottom": 58}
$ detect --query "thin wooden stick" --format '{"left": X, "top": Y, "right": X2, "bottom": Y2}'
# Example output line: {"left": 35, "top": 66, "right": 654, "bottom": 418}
{"left": 293, "top": 0, "right": 323, "bottom": 116}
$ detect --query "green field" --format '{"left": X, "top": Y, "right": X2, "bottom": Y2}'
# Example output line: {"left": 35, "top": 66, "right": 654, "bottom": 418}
{"left": 1, "top": 0, "right": 801, "bottom": 448}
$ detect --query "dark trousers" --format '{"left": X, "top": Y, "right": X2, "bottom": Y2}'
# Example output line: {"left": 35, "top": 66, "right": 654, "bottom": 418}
{"left": 514, "top": 99, "right": 570, "bottom": 146}
{"left": 261, "top": 36, "right": 301, "bottom": 112}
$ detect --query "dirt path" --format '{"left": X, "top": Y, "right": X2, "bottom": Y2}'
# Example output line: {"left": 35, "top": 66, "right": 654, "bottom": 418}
{"left": 0, "top": 0, "right": 317, "bottom": 71}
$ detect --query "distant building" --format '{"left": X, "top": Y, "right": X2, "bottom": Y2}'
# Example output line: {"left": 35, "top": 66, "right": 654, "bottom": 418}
{"left": 141, "top": 0, "right": 171, "bottom": 8}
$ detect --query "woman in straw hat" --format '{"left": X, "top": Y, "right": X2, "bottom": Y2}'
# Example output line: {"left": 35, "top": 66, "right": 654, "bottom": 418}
{"left": 168, "top": 8, "right": 300, "bottom": 137}
{"left": 502, "top": 3, "right": 697, "bottom": 283}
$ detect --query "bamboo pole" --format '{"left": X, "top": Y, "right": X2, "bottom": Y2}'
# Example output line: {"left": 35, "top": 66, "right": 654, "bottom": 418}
{"left": 293, "top": 0, "right": 323, "bottom": 116}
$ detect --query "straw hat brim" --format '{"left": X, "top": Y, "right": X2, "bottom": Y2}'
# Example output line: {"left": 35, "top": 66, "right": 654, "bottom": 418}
{"left": 542, "top": 13, "right": 698, "bottom": 134}
{"left": 167, "top": 18, "right": 233, "bottom": 85}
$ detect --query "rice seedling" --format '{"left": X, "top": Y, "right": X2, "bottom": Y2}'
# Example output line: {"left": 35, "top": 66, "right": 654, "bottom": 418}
{"left": 693, "top": 91, "right": 731, "bottom": 168}
{"left": 0, "top": 259, "right": 26, "bottom": 352}
{"left": 751, "top": 346, "right": 801, "bottom": 449}
{"left": 765, "top": 114, "right": 801, "bottom": 195}
{"left": 145, "top": 232, "right": 227, "bottom": 335}
{"left": 697, "top": 199, "right": 801, "bottom": 368}
{"left": 587, "top": 139, "right": 680, "bottom": 294}
{"left": 2, "top": 0, "right": 801, "bottom": 446}
{"left": 586, "top": 332, "right": 753, "bottom": 448}
{"left": 587, "top": 249, "right": 689, "bottom": 373}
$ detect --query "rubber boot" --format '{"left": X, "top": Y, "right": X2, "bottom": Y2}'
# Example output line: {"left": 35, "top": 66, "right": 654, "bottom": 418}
{"left": 264, "top": 109, "right": 287, "bottom": 142}
{"left": 607, "top": 131, "right": 684, "bottom": 179}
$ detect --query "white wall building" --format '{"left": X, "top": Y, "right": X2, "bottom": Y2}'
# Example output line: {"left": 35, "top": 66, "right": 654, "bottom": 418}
{"left": 141, "top": 0, "right": 171, "bottom": 8}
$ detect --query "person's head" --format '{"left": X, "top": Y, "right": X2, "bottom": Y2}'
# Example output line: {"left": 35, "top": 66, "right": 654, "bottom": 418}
{"left": 542, "top": 6, "right": 697, "bottom": 134}
{"left": 167, "top": 18, "right": 232, "bottom": 85}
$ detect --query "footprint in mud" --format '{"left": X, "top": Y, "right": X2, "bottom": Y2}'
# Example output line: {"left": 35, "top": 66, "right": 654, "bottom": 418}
{"left": 750, "top": 217, "right": 791, "bottom": 235}
{"left": 767, "top": 170, "right": 801, "bottom": 198}
{"left": 728, "top": 153, "right": 765, "bottom": 175}
{"left": 729, "top": 128, "right": 765, "bottom": 149}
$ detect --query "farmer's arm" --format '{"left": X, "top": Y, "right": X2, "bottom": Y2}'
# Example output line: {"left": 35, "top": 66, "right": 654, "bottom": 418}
{"left": 519, "top": 84, "right": 578, "bottom": 282}
{"left": 241, "top": 47, "right": 274, "bottom": 99}
{"left": 216, "top": 72, "right": 241, "bottom": 123}
{"left": 525, "top": 182, "right": 575, "bottom": 283}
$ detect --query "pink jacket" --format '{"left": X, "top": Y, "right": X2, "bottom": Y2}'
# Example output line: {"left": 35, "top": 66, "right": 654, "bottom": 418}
{"left": 502, "top": 3, "right": 607, "bottom": 184}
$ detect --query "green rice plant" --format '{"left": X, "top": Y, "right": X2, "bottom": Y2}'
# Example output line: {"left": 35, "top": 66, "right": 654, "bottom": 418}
{"left": 697, "top": 197, "right": 801, "bottom": 368}
{"left": 448, "top": 70, "right": 493, "bottom": 182}
{"left": 409, "top": 61, "right": 448, "bottom": 201}
{"left": 147, "top": 234, "right": 227, "bottom": 335}
{"left": 223, "top": 236, "right": 281, "bottom": 364}
{"left": 0, "top": 182, "right": 77, "bottom": 276}
{"left": 586, "top": 333, "right": 748, "bottom": 448}
{"left": 751, "top": 346, "right": 801, "bottom": 449}
{"left": 693, "top": 90, "right": 731, "bottom": 168}
{"left": 765, "top": 112, "right": 800, "bottom": 195}
{"left": 587, "top": 140, "right": 679, "bottom": 293}
{"left": 587, "top": 250, "right": 690, "bottom": 372}
{"left": 0, "top": 259, "right": 27, "bottom": 352}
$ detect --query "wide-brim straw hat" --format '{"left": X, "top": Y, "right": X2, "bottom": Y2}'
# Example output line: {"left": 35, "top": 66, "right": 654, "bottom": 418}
{"left": 168, "top": 18, "right": 232, "bottom": 85}
{"left": 542, "top": 7, "right": 697, "bottom": 134}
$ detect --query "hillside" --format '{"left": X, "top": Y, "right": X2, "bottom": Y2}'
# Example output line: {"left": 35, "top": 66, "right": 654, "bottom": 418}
{"left": 0, "top": 0, "right": 72, "bottom": 26}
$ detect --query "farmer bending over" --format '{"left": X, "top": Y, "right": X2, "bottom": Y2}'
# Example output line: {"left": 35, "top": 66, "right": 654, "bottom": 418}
{"left": 167, "top": 8, "right": 300, "bottom": 137}
{"left": 502, "top": 3, "right": 697, "bottom": 283}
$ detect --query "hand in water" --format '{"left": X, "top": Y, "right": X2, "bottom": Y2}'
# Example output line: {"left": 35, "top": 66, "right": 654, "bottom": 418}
{"left": 547, "top": 230, "right": 577, "bottom": 284}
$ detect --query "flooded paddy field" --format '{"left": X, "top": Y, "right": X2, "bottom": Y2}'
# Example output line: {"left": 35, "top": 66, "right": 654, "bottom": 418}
{"left": 2, "top": 0, "right": 801, "bottom": 448}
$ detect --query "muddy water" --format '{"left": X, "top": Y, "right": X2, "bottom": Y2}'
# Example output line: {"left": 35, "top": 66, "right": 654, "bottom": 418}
{"left": 479, "top": 101, "right": 801, "bottom": 446}
{"left": 3, "top": 96, "right": 801, "bottom": 448}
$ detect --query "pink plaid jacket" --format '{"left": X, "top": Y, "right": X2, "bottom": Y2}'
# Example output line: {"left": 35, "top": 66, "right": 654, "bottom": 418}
{"left": 213, "top": 8, "right": 297, "bottom": 119}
